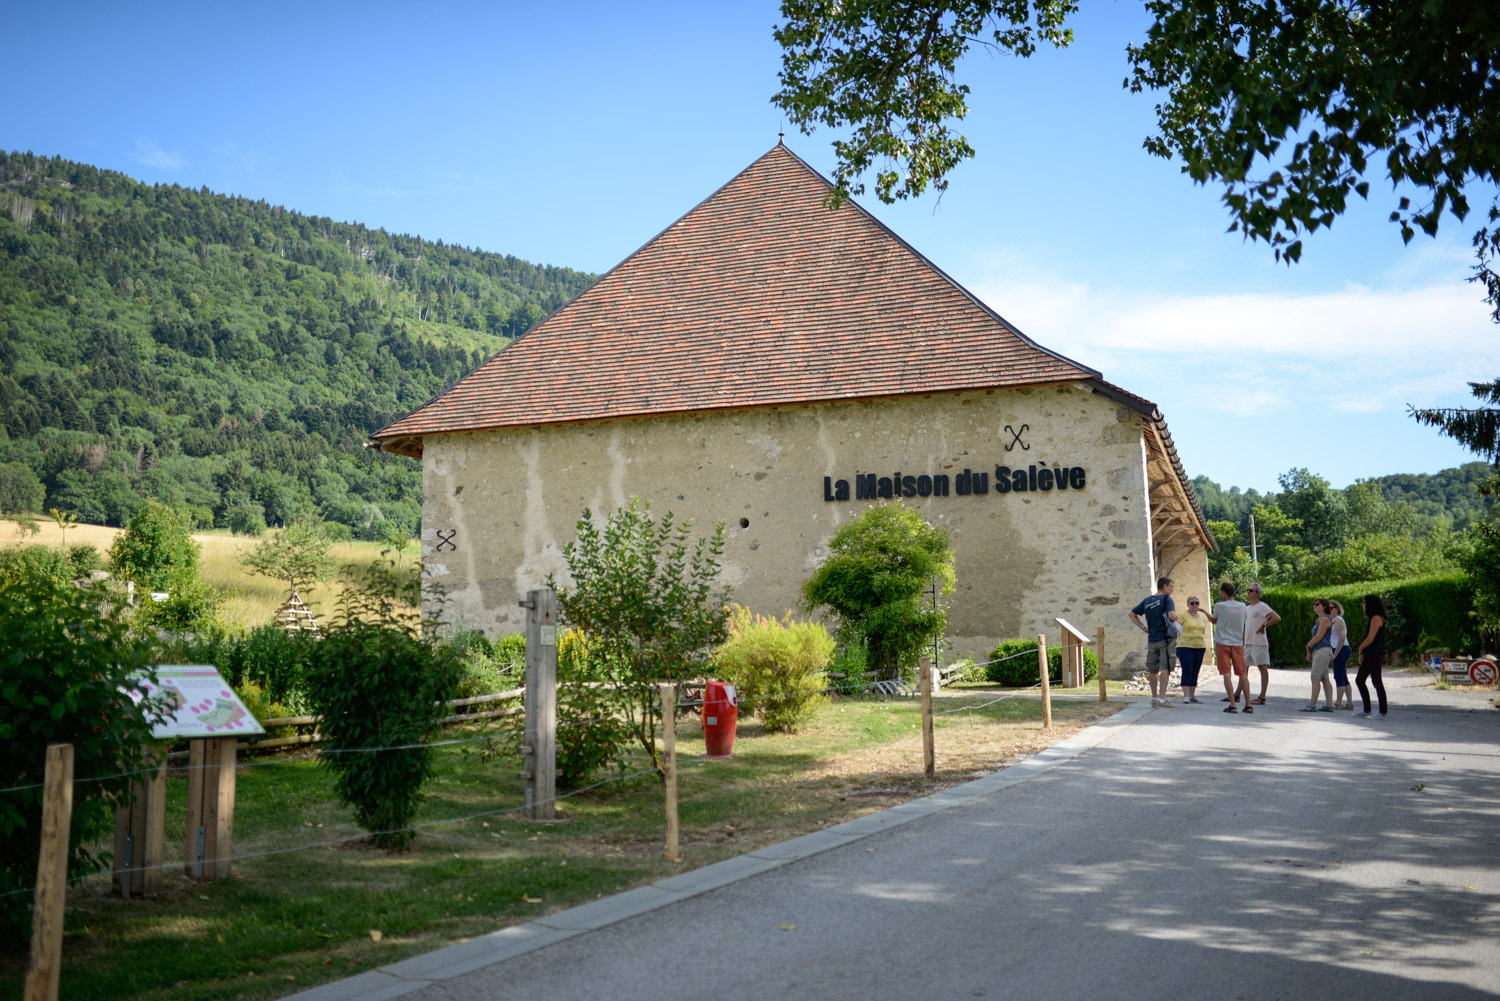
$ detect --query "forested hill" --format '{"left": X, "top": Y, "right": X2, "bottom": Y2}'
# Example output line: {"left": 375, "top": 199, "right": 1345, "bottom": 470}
{"left": 0, "top": 151, "right": 595, "bottom": 535}
{"left": 1193, "top": 462, "right": 1495, "bottom": 530}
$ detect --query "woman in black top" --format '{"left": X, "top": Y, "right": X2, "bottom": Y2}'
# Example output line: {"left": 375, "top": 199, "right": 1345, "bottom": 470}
{"left": 1355, "top": 594, "right": 1388, "bottom": 718}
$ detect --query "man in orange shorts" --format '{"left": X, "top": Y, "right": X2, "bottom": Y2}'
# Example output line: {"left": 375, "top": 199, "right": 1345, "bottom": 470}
{"left": 1208, "top": 582, "right": 1251, "bottom": 713}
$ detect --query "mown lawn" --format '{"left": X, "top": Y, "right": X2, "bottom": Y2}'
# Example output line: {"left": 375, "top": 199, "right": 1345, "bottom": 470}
{"left": 0, "top": 690, "right": 1122, "bottom": 1001}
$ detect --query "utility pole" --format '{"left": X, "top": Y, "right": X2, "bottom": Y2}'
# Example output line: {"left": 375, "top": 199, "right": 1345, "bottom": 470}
{"left": 1249, "top": 513, "right": 1258, "bottom": 564}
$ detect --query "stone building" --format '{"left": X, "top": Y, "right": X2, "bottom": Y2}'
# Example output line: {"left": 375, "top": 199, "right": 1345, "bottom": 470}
{"left": 370, "top": 144, "right": 1216, "bottom": 675}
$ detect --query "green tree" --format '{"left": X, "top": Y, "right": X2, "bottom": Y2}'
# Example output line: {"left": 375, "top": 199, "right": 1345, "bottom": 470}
{"left": 1246, "top": 502, "right": 1303, "bottom": 562}
{"left": 0, "top": 462, "right": 43, "bottom": 514}
{"left": 1459, "top": 522, "right": 1500, "bottom": 631}
{"left": 304, "top": 556, "right": 463, "bottom": 850}
{"left": 1276, "top": 468, "right": 1349, "bottom": 553}
{"left": 801, "top": 503, "right": 954, "bottom": 681}
{"left": 240, "top": 519, "right": 337, "bottom": 597}
{"left": 773, "top": 3, "right": 1500, "bottom": 308}
{"left": 1409, "top": 380, "right": 1500, "bottom": 494}
{"left": 108, "top": 502, "right": 199, "bottom": 591}
{"left": 550, "top": 500, "right": 730, "bottom": 772}
{"left": 0, "top": 564, "right": 164, "bottom": 936}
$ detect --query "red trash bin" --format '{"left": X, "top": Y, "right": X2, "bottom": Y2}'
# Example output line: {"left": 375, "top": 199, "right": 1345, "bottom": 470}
{"left": 702, "top": 680, "right": 738, "bottom": 758}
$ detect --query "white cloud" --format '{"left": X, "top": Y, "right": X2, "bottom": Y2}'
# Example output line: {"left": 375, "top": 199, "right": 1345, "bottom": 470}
{"left": 969, "top": 266, "right": 1500, "bottom": 418}
{"left": 130, "top": 139, "right": 184, "bottom": 170}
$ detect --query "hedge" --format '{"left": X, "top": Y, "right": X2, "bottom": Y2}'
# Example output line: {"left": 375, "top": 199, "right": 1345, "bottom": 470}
{"left": 986, "top": 637, "right": 1098, "bottom": 686}
{"left": 1258, "top": 572, "right": 1476, "bottom": 667}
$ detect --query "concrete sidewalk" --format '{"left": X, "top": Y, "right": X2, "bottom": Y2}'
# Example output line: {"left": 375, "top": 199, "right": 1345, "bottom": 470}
{"left": 287, "top": 677, "right": 1500, "bottom": 1001}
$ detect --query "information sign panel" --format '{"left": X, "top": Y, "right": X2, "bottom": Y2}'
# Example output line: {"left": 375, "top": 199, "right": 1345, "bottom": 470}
{"left": 128, "top": 665, "right": 265, "bottom": 739}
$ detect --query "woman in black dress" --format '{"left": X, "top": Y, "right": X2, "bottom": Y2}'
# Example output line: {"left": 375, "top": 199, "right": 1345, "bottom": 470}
{"left": 1354, "top": 594, "right": 1388, "bottom": 719}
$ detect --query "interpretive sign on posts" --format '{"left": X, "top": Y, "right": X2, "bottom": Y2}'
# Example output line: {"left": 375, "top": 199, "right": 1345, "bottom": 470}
{"left": 128, "top": 666, "right": 265, "bottom": 738}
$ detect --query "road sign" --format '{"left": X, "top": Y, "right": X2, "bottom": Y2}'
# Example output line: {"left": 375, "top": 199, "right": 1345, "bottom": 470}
{"left": 1469, "top": 660, "right": 1497, "bottom": 687}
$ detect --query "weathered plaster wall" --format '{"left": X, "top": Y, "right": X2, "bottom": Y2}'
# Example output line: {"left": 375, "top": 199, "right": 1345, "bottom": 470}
{"left": 419, "top": 383, "right": 1171, "bottom": 675}
{"left": 1167, "top": 542, "right": 1215, "bottom": 668}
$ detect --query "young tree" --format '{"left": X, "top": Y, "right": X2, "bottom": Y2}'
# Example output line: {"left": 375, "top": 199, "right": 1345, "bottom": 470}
{"left": 1409, "top": 380, "right": 1500, "bottom": 486}
{"left": 240, "top": 518, "right": 337, "bottom": 597}
{"left": 550, "top": 500, "right": 730, "bottom": 772}
{"left": 801, "top": 503, "right": 955, "bottom": 681}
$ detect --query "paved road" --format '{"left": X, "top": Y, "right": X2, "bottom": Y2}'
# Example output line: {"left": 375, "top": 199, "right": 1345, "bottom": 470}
{"left": 322, "top": 676, "right": 1500, "bottom": 1001}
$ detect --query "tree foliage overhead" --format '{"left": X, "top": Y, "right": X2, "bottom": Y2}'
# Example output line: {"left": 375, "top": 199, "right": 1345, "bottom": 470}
{"left": 0, "top": 151, "right": 595, "bottom": 535}
{"left": 773, "top": 0, "right": 1077, "bottom": 206}
{"left": 773, "top": 2, "right": 1500, "bottom": 299}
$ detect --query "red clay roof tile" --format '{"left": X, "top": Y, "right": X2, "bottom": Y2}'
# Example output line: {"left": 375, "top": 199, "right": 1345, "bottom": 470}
{"left": 372, "top": 144, "right": 1098, "bottom": 451}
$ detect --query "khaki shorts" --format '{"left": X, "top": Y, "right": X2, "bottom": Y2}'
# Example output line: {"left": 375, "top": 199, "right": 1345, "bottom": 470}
{"left": 1245, "top": 643, "right": 1270, "bottom": 666}
{"left": 1310, "top": 647, "right": 1333, "bottom": 683}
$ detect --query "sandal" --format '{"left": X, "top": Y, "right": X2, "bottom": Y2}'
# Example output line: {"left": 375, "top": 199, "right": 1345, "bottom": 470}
{"left": 1223, "top": 706, "right": 1238, "bottom": 713}
{"left": 1299, "top": 706, "right": 1319, "bottom": 712}
{"left": 1221, "top": 697, "right": 1232, "bottom": 702}
{"left": 1243, "top": 705, "right": 1253, "bottom": 713}
{"left": 1252, "top": 697, "right": 1267, "bottom": 705}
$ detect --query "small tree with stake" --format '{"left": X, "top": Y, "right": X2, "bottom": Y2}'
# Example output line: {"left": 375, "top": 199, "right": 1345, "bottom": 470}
{"left": 240, "top": 518, "right": 337, "bottom": 601}
{"left": 550, "top": 500, "right": 730, "bottom": 775}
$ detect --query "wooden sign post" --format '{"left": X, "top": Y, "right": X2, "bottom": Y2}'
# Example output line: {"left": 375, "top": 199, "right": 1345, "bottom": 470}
{"left": 113, "top": 745, "right": 166, "bottom": 897}
{"left": 522, "top": 588, "right": 558, "bottom": 821}
{"left": 24, "top": 743, "right": 73, "bottom": 1001}
{"left": 1055, "top": 618, "right": 1090, "bottom": 688}
{"left": 184, "top": 736, "right": 237, "bottom": 881}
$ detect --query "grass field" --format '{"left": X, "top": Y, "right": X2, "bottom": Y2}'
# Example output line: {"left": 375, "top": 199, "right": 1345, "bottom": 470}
{"left": 0, "top": 518, "right": 403, "bottom": 631}
{"left": 0, "top": 691, "right": 1123, "bottom": 1001}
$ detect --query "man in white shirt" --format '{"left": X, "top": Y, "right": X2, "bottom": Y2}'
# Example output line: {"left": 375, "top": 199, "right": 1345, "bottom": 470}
{"left": 1208, "top": 581, "right": 1251, "bottom": 713}
{"left": 1244, "top": 583, "right": 1281, "bottom": 705}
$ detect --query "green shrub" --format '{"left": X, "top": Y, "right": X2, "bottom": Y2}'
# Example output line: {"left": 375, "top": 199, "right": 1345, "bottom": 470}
{"left": 827, "top": 640, "right": 870, "bottom": 693}
{"left": 134, "top": 574, "right": 223, "bottom": 633}
{"left": 109, "top": 502, "right": 200, "bottom": 590}
{"left": 985, "top": 638, "right": 1098, "bottom": 686}
{"left": 801, "top": 503, "right": 954, "bottom": 681}
{"left": 492, "top": 632, "right": 527, "bottom": 669}
{"left": 305, "top": 558, "right": 464, "bottom": 850}
{"left": 68, "top": 544, "right": 104, "bottom": 577}
{"left": 553, "top": 629, "right": 633, "bottom": 788}
{"left": 183, "top": 624, "right": 317, "bottom": 713}
{"left": 236, "top": 680, "right": 296, "bottom": 740}
{"left": 0, "top": 544, "right": 73, "bottom": 588}
{"left": 1259, "top": 572, "right": 1475, "bottom": 665}
{"left": 714, "top": 607, "right": 834, "bottom": 733}
{"left": 0, "top": 563, "right": 163, "bottom": 939}
{"left": 226, "top": 504, "right": 268, "bottom": 536}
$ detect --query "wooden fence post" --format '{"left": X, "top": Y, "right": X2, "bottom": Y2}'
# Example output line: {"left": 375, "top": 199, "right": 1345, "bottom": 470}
{"left": 919, "top": 655, "right": 935, "bottom": 779}
{"left": 522, "top": 588, "right": 558, "bottom": 821}
{"left": 184, "top": 737, "right": 237, "bottom": 881}
{"left": 1097, "top": 627, "right": 1108, "bottom": 703}
{"left": 1038, "top": 635, "right": 1052, "bottom": 730}
{"left": 113, "top": 745, "right": 166, "bottom": 897}
{"left": 659, "top": 683, "right": 680, "bottom": 863}
{"left": 24, "top": 743, "right": 73, "bottom": 1001}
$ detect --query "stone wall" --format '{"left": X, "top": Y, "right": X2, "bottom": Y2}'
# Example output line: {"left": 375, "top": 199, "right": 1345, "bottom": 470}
{"left": 418, "top": 382, "right": 1182, "bottom": 674}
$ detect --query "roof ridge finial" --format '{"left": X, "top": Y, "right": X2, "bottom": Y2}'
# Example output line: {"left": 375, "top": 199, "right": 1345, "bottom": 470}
{"left": 778, "top": 121, "right": 784, "bottom": 146}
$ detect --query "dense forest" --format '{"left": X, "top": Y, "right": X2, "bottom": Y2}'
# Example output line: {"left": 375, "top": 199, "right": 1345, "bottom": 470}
{"left": 0, "top": 151, "right": 595, "bottom": 535}
{"left": 1193, "top": 463, "right": 1496, "bottom": 588}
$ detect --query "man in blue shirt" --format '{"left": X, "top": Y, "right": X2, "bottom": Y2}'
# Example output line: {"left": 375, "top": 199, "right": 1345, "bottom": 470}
{"left": 1129, "top": 577, "right": 1179, "bottom": 707}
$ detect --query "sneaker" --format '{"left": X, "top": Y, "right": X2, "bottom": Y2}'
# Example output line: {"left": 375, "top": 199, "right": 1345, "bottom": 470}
{"left": 1188, "top": 697, "right": 1202, "bottom": 704}
{"left": 1376, "top": 712, "right": 1388, "bottom": 719}
{"left": 1150, "top": 698, "right": 1163, "bottom": 706}
{"left": 1353, "top": 711, "right": 1372, "bottom": 718}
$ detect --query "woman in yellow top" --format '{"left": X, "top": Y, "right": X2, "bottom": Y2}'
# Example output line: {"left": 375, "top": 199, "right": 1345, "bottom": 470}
{"left": 1176, "top": 595, "right": 1213, "bottom": 703}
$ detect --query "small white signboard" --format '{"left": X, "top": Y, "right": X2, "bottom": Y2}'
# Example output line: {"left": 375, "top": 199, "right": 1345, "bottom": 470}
{"left": 128, "top": 665, "right": 265, "bottom": 739}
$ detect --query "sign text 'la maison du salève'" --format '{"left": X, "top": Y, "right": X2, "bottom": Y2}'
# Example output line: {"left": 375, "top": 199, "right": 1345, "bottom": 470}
{"left": 822, "top": 463, "right": 1087, "bottom": 502}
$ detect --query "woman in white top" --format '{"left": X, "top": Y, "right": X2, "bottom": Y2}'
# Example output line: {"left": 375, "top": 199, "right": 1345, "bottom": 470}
{"left": 1327, "top": 599, "right": 1353, "bottom": 709}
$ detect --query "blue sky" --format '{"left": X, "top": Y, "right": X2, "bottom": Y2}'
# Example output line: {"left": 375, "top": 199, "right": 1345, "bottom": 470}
{"left": 9, "top": 1, "right": 1500, "bottom": 493}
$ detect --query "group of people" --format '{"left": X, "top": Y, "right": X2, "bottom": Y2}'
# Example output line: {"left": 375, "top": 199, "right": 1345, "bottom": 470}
{"left": 1128, "top": 578, "right": 1391, "bottom": 717}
